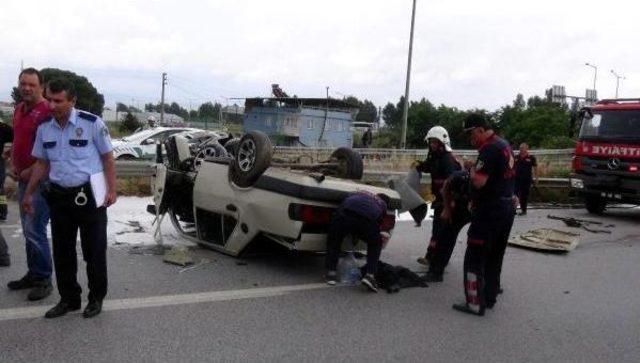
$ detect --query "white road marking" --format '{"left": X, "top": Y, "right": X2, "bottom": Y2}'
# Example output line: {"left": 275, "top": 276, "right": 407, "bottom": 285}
{"left": 0, "top": 224, "right": 21, "bottom": 229}
{"left": 0, "top": 283, "right": 330, "bottom": 322}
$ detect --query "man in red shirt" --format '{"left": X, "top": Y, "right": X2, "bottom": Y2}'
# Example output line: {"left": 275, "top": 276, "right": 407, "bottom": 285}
{"left": 6, "top": 68, "right": 53, "bottom": 301}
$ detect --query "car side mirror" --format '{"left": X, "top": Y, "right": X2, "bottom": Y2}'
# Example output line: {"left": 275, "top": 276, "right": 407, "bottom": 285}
{"left": 142, "top": 138, "right": 155, "bottom": 145}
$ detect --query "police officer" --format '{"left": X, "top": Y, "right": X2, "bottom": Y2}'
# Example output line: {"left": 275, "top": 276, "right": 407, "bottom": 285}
{"left": 325, "top": 192, "right": 393, "bottom": 293}
{"left": 414, "top": 126, "right": 461, "bottom": 277}
{"left": 514, "top": 143, "right": 538, "bottom": 215}
{"left": 23, "top": 78, "right": 117, "bottom": 319}
{"left": 452, "top": 113, "right": 516, "bottom": 316}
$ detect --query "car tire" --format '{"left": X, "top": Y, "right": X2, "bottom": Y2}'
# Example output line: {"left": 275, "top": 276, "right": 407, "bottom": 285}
{"left": 193, "top": 143, "right": 228, "bottom": 170}
{"left": 230, "top": 131, "right": 272, "bottom": 187}
{"left": 224, "top": 138, "right": 240, "bottom": 157}
{"left": 330, "top": 147, "right": 364, "bottom": 180}
{"left": 585, "top": 195, "right": 606, "bottom": 215}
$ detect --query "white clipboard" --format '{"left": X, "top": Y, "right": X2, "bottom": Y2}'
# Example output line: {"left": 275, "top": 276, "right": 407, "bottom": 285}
{"left": 90, "top": 171, "right": 107, "bottom": 208}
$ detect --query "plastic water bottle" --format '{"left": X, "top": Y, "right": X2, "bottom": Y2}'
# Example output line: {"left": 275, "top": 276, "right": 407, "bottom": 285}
{"left": 339, "top": 252, "right": 361, "bottom": 285}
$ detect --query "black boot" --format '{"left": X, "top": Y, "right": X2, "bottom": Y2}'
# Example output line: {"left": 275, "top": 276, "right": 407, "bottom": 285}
{"left": 424, "top": 271, "right": 443, "bottom": 283}
{"left": 452, "top": 302, "right": 484, "bottom": 316}
{"left": 45, "top": 300, "right": 81, "bottom": 319}
{"left": 8, "top": 275, "right": 36, "bottom": 290}
{"left": 27, "top": 279, "right": 53, "bottom": 301}
{"left": 83, "top": 300, "right": 103, "bottom": 318}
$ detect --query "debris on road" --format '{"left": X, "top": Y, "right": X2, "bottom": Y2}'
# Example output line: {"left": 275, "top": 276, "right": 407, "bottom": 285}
{"left": 509, "top": 228, "right": 580, "bottom": 252}
{"left": 547, "top": 215, "right": 613, "bottom": 234}
{"left": 115, "top": 220, "right": 146, "bottom": 235}
{"left": 179, "top": 258, "right": 212, "bottom": 273}
{"left": 128, "top": 244, "right": 170, "bottom": 255}
{"left": 163, "top": 246, "right": 194, "bottom": 266}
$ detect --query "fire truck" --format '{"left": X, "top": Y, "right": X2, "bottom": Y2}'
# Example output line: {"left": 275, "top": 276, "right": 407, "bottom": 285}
{"left": 570, "top": 98, "right": 640, "bottom": 214}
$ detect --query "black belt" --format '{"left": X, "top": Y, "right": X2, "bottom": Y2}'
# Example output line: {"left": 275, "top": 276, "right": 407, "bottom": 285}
{"left": 49, "top": 182, "right": 90, "bottom": 195}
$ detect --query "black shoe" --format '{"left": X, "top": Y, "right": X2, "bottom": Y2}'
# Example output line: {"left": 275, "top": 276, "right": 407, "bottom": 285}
{"left": 452, "top": 302, "right": 484, "bottom": 316}
{"left": 486, "top": 301, "right": 496, "bottom": 309}
{"left": 45, "top": 300, "right": 81, "bottom": 319}
{"left": 325, "top": 271, "right": 338, "bottom": 286}
{"left": 424, "top": 271, "right": 443, "bottom": 283}
{"left": 518, "top": 211, "right": 527, "bottom": 216}
{"left": 27, "top": 280, "right": 53, "bottom": 301}
{"left": 361, "top": 274, "right": 379, "bottom": 293}
{"left": 7, "top": 275, "right": 36, "bottom": 290}
{"left": 498, "top": 287, "right": 504, "bottom": 294}
{"left": 0, "top": 256, "right": 9, "bottom": 267}
{"left": 83, "top": 300, "right": 103, "bottom": 318}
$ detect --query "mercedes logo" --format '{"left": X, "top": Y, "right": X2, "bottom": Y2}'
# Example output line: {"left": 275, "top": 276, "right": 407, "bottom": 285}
{"left": 607, "top": 158, "right": 621, "bottom": 170}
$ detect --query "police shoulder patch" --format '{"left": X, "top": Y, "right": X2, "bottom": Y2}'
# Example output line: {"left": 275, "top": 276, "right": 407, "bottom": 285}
{"left": 77, "top": 111, "right": 98, "bottom": 122}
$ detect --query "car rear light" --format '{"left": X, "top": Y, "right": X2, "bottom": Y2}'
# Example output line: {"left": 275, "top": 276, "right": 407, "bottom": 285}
{"left": 630, "top": 165, "right": 638, "bottom": 172}
{"left": 380, "top": 213, "right": 396, "bottom": 232}
{"left": 289, "top": 204, "right": 334, "bottom": 224}
{"left": 571, "top": 156, "right": 583, "bottom": 172}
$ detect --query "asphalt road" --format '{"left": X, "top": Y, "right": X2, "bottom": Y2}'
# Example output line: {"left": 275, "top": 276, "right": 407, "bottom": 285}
{"left": 1, "top": 203, "right": 639, "bottom": 362}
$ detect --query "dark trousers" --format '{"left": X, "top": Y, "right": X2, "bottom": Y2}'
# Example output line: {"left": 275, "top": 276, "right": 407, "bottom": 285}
{"left": 462, "top": 202, "right": 515, "bottom": 314}
{"left": 426, "top": 206, "right": 470, "bottom": 275}
{"left": 0, "top": 157, "right": 6, "bottom": 219}
{"left": 326, "top": 209, "right": 382, "bottom": 275}
{"left": 45, "top": 183, "right": 108, "bottom": 303}
{"left": 515, "top": 180, "right": 532, "bottom": 214}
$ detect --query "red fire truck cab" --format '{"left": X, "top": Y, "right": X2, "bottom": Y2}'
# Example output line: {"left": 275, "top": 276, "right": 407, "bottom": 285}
{"left": 570, "top": 98, "right": 640, "bottom": 214}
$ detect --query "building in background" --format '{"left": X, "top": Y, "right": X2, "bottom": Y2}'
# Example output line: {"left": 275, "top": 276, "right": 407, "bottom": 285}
{"left": 243, "top": 95, "right": 359, "bottom": 147}
{"left": 102, "top": 109, "right": 185, "bottom": 126}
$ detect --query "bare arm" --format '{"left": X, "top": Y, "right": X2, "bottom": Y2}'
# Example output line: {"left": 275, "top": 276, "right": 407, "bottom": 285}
{"left": 22, "top": 159, "right": 48, "bottom": 214}
{"left": 470, "top": 168, "right": 489, "bottom": 189}
{"left": 101, "top": 151, "right": 117, "bottom": 207}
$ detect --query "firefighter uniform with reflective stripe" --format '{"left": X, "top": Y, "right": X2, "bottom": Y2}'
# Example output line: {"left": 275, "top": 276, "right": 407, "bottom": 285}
{"left": 416, "top": 150, "right": 460, "bottom": 267}
{"left": 32, "top": 109, "right": 113, "bottom": 305}
{"left": 463, "top": 134, "right": 516, "bottom": 314}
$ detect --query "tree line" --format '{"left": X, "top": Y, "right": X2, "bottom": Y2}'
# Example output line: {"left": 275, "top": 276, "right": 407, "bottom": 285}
{"left": 375, "top": 92, "right": 576, "bottom": 149}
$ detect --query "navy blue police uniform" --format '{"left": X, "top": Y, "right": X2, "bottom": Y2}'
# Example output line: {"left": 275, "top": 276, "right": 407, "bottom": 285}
{"left": 32, "top": 108, "right": 113, "bottom": 307}
{"left": 462, "top": 134, "right": 516, "bottom": 315}
{"left": 326, "top": 192, "right": 390, "bottom": 277}
{"left": 426, "top": 170, "right": 472, "bottom": 279}
{"left": 514, "top": 153, "right": 537, "bottom": 214}
{"left": 416, "top": 149, "right": 461, "bottom": 267}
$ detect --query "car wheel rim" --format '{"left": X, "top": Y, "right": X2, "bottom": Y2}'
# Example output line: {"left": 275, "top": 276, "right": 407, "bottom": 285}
{"left": 238, "top": 139, "right": 256, "bottom": 172}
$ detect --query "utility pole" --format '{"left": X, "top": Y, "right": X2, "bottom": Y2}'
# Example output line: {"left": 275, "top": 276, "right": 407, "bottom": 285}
{"left": 401, "top": 0, "right": 417, "bottom": 149}
{"left": 585, "top": 62, "right": 597, "bottom": 92}
{"left": 160, "top": 72, "right": 167, "bottom": 124}
{"left": 610, "top": 70, "right": 625, "bottom": 98}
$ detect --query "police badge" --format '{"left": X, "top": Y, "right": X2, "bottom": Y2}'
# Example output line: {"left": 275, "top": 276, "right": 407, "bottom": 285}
{"left": 76, "top": 127, "right": 83, "bottom": 137}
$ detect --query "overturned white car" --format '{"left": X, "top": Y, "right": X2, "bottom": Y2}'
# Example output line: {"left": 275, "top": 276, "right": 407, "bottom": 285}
{"left": 148, "top": 131, "right": 402, "bottom": 256}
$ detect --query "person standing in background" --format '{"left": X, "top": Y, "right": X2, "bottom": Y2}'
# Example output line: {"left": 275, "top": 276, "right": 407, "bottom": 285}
{"left": 514, "top": 143, "right": 538, "bottom": 215}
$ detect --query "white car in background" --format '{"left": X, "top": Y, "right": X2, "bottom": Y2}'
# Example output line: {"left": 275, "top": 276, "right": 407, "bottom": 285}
{"left": 113, "top": 127, "right": 199, "bottom": 160}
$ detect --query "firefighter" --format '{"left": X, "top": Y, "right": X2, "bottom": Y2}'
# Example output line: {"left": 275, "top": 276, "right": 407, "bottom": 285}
{"left": 426, "top": 164, "right": 473, "bottom": 282}
{"left": 452, "top": 113, "right": 516, "bottom": 316}
{"left": 414, "top": 126, "right": 461, "bottom": 278}
{"left": 514, "top": 143, "right": 538, "bottom": 215}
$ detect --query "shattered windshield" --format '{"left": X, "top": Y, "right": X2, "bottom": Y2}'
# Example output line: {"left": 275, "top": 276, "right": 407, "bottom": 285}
{"left": 580, "top": 110, "right": 640, "bottom": 140}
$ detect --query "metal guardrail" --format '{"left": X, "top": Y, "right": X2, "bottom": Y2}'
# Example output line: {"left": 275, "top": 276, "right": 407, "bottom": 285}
{"left": 116, "top": 160, "right": 570, "bottom": 188}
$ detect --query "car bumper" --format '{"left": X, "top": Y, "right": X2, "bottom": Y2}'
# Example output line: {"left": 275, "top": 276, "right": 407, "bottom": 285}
{"left": 570, "top": 173, "right": 640, "bottom": 203}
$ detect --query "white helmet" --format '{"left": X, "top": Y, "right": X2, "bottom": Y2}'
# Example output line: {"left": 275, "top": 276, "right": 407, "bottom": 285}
{"left": 425, "top": 126, "right": 452, "bottom": 152}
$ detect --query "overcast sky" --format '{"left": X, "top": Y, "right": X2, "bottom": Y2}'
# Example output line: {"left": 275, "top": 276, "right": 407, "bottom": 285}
{"left": 1, "top": 0, "right": 638, "bottom": 111}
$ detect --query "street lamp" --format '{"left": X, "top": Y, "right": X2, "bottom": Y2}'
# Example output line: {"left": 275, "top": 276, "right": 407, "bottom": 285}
{"left": 400, "top": 0, "right": 417, "bottom": 149}
{"left": 585, "top": 62, "right": 597, "bottom": 92}
{"left": 610, "top": 70, "right": 626, "bottom": 98}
